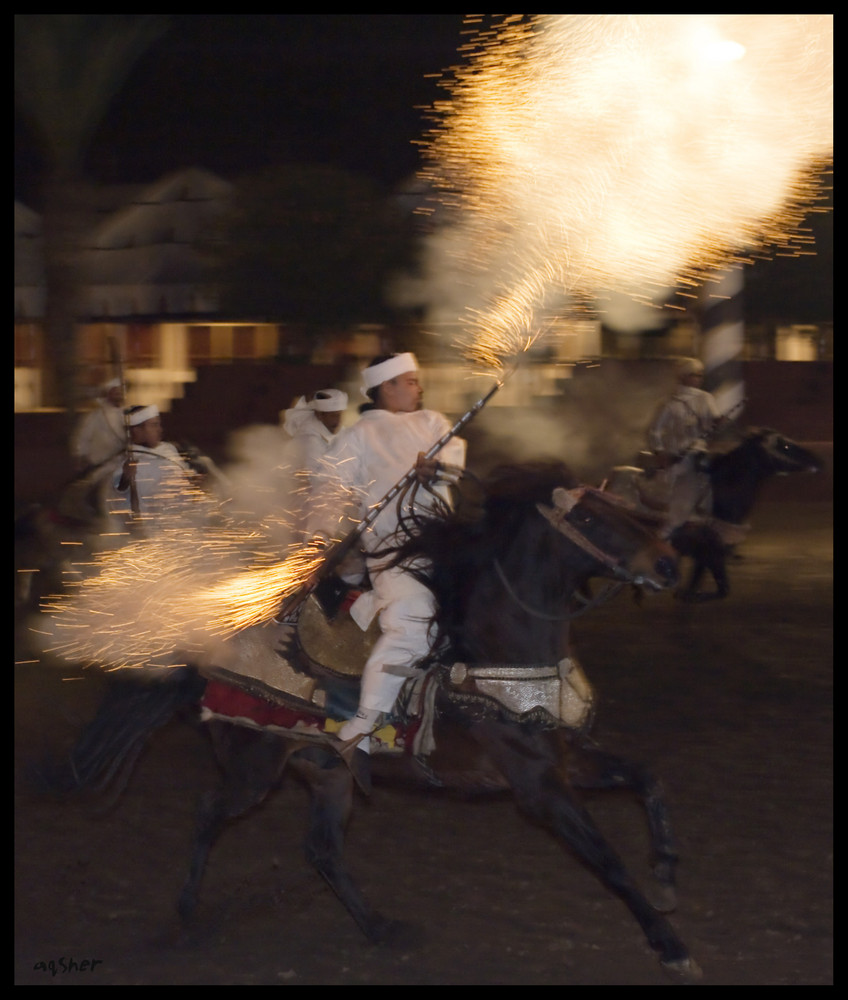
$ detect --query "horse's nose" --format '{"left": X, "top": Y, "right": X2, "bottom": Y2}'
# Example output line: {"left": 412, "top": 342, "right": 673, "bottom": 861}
{"left": 656, "top": 555, "right": 678, "bottom": 587}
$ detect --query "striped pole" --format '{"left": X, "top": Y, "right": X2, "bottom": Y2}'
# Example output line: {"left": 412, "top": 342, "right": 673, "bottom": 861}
{"left": 699, "top": 264, "right": 746, "bottom": 421}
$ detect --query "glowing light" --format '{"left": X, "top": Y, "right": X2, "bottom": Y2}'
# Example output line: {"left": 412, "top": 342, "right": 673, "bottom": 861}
{"left": 418, "top": 14, "right": 833, "bottom": 374}
{"left": 33, "top": 14, "right": 833, "bottom": 674}
{"left": 32, "top": 453, "right": 364, "bottom": 668}
{"left": 703, "top": 39, "right": 746, "bottom": 63}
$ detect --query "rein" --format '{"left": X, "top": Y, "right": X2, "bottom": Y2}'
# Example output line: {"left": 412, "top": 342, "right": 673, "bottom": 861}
{"left": 536, "top": 487, "right": 645, "bottom": 583}
{"left": 492, "top": 484, "right": 657, "bottom": 621}
{"left": 493, "top": 558, "right": 623, "bottom": 621}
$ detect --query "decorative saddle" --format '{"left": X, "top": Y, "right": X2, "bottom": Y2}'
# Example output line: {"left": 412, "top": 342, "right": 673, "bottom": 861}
{"left": 196, "top": 579, "right": 594, "bottom": 756}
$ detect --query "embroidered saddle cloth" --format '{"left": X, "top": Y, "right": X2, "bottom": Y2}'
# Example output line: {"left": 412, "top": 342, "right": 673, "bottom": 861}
{"left": 195, "top": 587, "right": 594, "bottom": 755}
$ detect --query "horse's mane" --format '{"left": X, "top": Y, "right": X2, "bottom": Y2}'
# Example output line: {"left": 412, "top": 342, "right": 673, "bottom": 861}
{"left": 385, "top": 460, "right": 583, "bottom": 654}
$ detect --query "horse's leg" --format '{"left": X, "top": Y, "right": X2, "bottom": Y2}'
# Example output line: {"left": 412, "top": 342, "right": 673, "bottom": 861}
{"left": 178, "top": 722, "right": 288, "bottom": 921}
{"left": 711, "top": 548, "right": 730, "bottom": 599}
{"left": 564, "top": 738, "right": 678, "bottom": 912}
{"left": 288, "top": 745, "right": 407, "bottom": 945}
{"left": 685, "top": 547, "right": 729, "bottom": 602}
{"left": 673, "top": 524, "right": 728, "bottom": 601}
{"left": 470, "top": 720, "right": 700, "bottom": 981}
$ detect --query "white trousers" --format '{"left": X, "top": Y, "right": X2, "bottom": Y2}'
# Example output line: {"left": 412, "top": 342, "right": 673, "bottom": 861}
{"left": 349, "top": 557, "right": 437, "bottom": 715}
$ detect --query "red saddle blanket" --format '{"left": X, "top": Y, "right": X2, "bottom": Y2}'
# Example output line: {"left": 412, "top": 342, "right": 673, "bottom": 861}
{"left": 201, "top": 680, "right": 327, "bottom": 734}
{"left": 200, "top": 679, "right": 424, "bottom": 753}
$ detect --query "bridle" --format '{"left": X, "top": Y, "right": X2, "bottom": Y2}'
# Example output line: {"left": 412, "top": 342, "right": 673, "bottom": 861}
{"left": 493, "top": 485, "right": 648, "bottom": 622}
{"left": 539, "top": 485, "right": 662, "bottom": 583}
{"left": 493, "top": 557, "right": 622, "bottom": 621}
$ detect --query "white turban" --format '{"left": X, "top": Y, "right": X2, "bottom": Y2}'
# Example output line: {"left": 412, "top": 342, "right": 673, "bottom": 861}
{"left": 310, "top": 388, "right": 348, "bottom": 412}
{"left": 677, "top": 357, "right": 704, "bottom": 378}
{"left": 126, "top": 404, "right": 159, "bottom": 427}
{"left": 284, "top": 391, "right": 347, "bottom": 436}
{"left": 361, "top": 353, "right": 418, "bottom": 396}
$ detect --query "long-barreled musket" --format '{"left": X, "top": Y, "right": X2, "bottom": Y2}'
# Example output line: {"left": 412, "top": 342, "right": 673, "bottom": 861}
{"left": 276, "top": 377, "right": 504, "bottom": 618}
{"left": 108, "top": 335, "right": 139, "bottom": 515}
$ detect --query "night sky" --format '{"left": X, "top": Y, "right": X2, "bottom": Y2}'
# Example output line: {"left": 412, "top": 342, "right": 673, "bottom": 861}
{"left": 14, "top": 14, "right": 469, "bottom": 205}
{"left": 14, "top": 15, "right": 831, "bottom": 322}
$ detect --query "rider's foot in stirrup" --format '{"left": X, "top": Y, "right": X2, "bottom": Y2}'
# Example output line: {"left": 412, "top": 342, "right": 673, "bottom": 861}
{"left": 337, "top": 707, "right": 381, "bottom": 743}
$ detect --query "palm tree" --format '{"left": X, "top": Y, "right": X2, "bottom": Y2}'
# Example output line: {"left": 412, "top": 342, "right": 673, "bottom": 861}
{"left": 14, "top": 15, "right": 169, "bottom": 417}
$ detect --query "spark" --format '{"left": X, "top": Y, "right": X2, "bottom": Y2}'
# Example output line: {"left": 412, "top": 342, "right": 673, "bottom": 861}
{"left": 417, "top": 14, "right": 833, "bottom": 375}
{"left": 183, "top": 535, "right": 330, "bottom": 635}
{"left": 33, "top": 458, "right": 367, "bottom": 669}
{"left": 32, "top": 15, "right": 833, "bottom": 675}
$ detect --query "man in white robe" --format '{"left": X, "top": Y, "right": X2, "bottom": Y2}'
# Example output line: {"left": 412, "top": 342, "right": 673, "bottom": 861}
{"left": 646, "top": 357, "right": 723, "bottom": 535}
{"left": 109, "top": 405, "right": 197, "bottom": 530}
{"left": 282, "top": 388, "right": 349, "bottom": 480}
{"left": 306, "top": 354, "right": 466, "bottom": 747}
{"left": 71, "top": 378, "right": 127, "bottom": 472}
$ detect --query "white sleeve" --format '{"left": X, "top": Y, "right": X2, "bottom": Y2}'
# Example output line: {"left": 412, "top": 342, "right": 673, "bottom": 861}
{"left": 304, "top": 435, "right": 362, "bottom": 541}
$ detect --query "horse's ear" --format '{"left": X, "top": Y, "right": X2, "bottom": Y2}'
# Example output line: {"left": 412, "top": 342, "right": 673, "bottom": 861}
{"left": 551, "top": 486, "right": 584, "bottom": 512}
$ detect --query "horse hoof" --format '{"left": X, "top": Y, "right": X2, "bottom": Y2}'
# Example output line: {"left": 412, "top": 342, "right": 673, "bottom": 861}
{"left": 368, "top": 916, "right": 425, "bottom": 949}
{"left": 661, "top": 956, "right": 703, "bottom": 982}
{"left": 649, "top": 883, "right": 678, "bottom": 913}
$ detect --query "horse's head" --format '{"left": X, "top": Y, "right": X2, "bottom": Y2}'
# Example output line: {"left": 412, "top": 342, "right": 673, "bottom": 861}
{"left": 537, "top": 485, "right": 678, "bottom": 592}
{"left": 748, "top": 428, "right": 824, "bottom": 476}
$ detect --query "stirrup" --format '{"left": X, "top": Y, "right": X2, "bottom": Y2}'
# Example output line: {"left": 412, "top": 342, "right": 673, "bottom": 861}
{"left": 330, "top": 732, "right": 372, "bottom": 795}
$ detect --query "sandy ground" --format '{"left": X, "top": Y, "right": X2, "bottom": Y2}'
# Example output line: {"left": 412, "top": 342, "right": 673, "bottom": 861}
{"left": 15, "top": 500, "right": 832, "bottom": 985}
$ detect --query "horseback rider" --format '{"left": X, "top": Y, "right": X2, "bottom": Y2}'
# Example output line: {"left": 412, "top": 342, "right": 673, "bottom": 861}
{"left": 305, "top": 353, "right": 466, "bottom": 751}
{"left": 109, "top": 405, "right": 203, "bottom": 530}
{"left": 282, "top": 387, "right": 349, "bottom": 482}
{"left": 70, "top": 377, "right": 127, "bottom": 474}
{"left": 646, "top": 357, "right": 725, "bottom": 536}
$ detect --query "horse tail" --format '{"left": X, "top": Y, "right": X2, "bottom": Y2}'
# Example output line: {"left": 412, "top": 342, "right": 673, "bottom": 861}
{"left": 38, "top": 666, "right": 207, "bottom": 801}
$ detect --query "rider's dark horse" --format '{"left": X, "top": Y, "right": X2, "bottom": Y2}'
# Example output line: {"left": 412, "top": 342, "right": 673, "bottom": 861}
{"left": 41, "top": 461, "right": 701, "bottom": 980}
{"left": 607, "top": 428, "right": 823, "bottom": 601}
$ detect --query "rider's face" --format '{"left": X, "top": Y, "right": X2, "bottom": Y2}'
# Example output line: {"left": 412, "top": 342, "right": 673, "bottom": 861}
{"left": 132, "top": 416, "right": 163, "bottom": 448}
{"left": 316, "top": 410, "right": 343, "bottom": 434}
{"left": 380, "top": 371, "right": 423, "bottom": 413}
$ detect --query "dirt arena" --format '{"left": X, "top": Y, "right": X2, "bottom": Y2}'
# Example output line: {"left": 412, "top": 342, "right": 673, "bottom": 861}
{"left": 15, "top": 493, "right": 832, "bottom": 985}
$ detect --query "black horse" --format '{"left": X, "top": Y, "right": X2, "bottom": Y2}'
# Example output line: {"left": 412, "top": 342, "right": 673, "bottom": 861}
{"left": 607, "top": 428, "right": 823, "bottom": 601}
{"left": 41, "top": 461, "right": 702, "bottom": 980}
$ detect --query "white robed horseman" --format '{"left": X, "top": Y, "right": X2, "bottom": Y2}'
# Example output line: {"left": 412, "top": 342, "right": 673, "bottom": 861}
{"left": 109, "top": 405, "right": 199, "bottom": 531}
{"left": 282, "top": 388, "right": 349, "bottom": 481}
{"left": 646, "top": 357, "right": 724, "bottom": 536}
{"left": 305, "top": 354, "right": 466, "bottom": 750}
{"left": 70, "top": 377, "right": 127, "bottom": 473}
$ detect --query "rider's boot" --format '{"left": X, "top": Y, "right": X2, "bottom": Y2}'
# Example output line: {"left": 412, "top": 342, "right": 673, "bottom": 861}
{"left": 331, "top": 708, "right": 379, "bottom": 795}
{"left": 337, "top": 707, "right": 381, "bottom": 743}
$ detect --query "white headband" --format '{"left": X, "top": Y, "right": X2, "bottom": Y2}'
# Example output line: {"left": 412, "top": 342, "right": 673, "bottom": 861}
{"left": 361, "top": 353, "right": 418, "bottom": 394}
{"left": 127, "top": 404, "right": 159, "bottom": 427}
{"left": 677, "top": 357, "right": 704, "bottom": 377}
{"left": 310, "top": 389, "right": 348, "bottom": 412}
{"left": 101, "top": 377, "right": 122, "bottom": 392}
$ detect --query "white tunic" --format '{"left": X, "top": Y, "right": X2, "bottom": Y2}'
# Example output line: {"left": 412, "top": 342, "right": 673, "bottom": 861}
{"left": 71, "top": 402, "right": 127, "bottom": 468}
{"left": 307, "top": 408, "right": 466, "bottom": 552}
{"left": 307, "top": 408, "right": 466, "bottom": 715}
{"left": 646, "top": 385, "right": 721, "bottom": 533}
{"left": 109, "top": 442, "right": 195, "bottom": 519}
{"left": 647, "top": 385, "right": 720, "bottom": 458}
{"left": 283, "top": 408, "right": 338, "bottom": 479}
